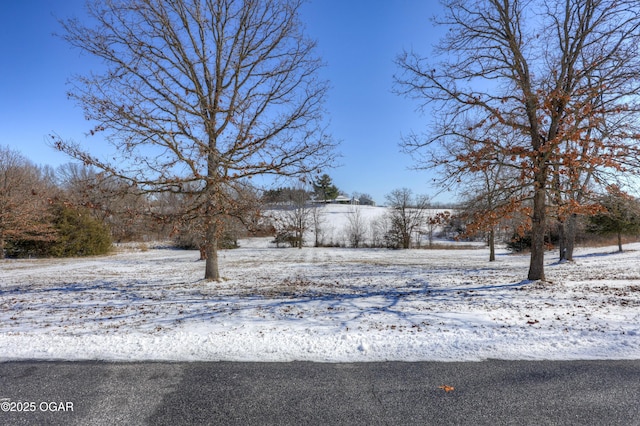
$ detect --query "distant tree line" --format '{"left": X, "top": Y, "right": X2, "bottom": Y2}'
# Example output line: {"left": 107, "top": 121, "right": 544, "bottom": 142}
{"left": 264, "top": 185, "right": 461, "bottom": 249}
{"left": 262, "top": 175, "right": 376, "bottom": 206}
{"left": 262, "top": 178, "right": 640, "bottom": 253}
{"left": 2, "top": 146, "right": 636, "bottom": 259}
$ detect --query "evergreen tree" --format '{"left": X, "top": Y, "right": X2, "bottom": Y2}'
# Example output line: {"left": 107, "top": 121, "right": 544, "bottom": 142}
{"left": 313, "top": 174, "right": 339, "bottom": 202}
{"left": 49, "top": 203, "right": 113, "bottom": 257}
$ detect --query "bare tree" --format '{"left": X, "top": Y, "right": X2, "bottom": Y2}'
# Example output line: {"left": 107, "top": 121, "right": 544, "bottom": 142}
{"left": 309, "top": 203, "right": 326, "bottom": 247}
{"left": 270, "top": 182, "right": 311, "bottom": 248}
{"left": 396, "top": 0, "right": 640, "bottom": 281}
{"left": 57, "top": 163, "right": 159, "bottom": 242}
{"left": 53, "top": 0, "right": 337, "bottom": 280}
{"left": 0, "top": 147, "right": 56, "bottom": 257}
{"left": 385, "top": 188, "right": 430, "bottom": 249}
{"left": 164, "top": 181, "right": 259, "bottom": 256}
{"left": 369, "top": 216, "right": 390, "bottom": 248}
{"left": 452, "top": 128, "right": 525, "bottom": 260}
{"left": 345, "top": 205, "right": 367, "bottom": 248}
{"left": 423, "top": 211, "right": 451, "bottom": 249}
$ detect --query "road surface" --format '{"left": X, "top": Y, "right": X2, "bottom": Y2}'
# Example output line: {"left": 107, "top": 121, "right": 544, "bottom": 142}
{"left": 1, "top": 360, "right": 639, "bottom": 425}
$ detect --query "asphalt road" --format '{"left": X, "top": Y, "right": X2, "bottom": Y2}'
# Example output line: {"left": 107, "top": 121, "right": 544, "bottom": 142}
{"left": 1, "top": 360, "right": 639, "bottom": 425}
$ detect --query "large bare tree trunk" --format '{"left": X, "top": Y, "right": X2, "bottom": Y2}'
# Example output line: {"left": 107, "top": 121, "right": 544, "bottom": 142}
{"left": 488, "top": 227, "right": 496, "bottom": 262}
{"left": 204, "top": 221, "right": 220, "bottom": 281}
{"left": 617, "top": 232, "right": 623, "bottom": 252}
{"left": 557, "top": 220, "right": 567, "bottom": 262}
{"left": 565, "top": 214, "right": 577, "bottom": 261}
{"left": 528, "top": 180, "right": 547, "bottom": 281}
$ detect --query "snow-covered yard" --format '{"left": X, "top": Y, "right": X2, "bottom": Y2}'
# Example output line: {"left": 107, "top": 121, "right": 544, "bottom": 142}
{"left": 1, "top": 239, "right": 639, "bottom": 362}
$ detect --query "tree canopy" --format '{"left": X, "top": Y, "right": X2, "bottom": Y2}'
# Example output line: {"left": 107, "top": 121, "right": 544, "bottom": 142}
{"left": 54, "top": 0, "right": 337, "bottom": 280}
{"left": 395, "top": 0, "right": 640, "bottom": 281}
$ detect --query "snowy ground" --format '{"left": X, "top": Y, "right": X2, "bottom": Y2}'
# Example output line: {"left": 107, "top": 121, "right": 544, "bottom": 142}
{"left": 1, "top": 239, "right": 639, "bottom": 362}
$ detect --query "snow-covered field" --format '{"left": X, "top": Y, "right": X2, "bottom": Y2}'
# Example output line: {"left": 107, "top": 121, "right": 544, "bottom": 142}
{"left": 1, "top": 236, "right": 639, "bottom": 362}
{"left": 264, "top": 203, "right": 455, "bottom": 248}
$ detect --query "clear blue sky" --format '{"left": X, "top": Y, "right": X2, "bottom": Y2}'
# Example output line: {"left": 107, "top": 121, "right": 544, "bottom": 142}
{"left": 0, "top": 0, "right": 451, "bottom": 205}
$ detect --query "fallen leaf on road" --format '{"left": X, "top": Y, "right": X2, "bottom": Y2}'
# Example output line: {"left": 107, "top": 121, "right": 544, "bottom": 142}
{"left": 438, "top": 385, "right": 455, "bottom": 393}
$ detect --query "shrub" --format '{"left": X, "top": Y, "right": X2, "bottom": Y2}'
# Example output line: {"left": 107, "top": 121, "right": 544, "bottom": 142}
{"left": 48, "top": 203, "right": 112, "bottom": 257}
{"left": 173, "top": 229, "right": 239, "bottom": 251}
{"left": 506, "top": 233, "right": 531, "bottom": 253}
{"left": 5, "top": 203, "right": 112, "bottom": 258}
